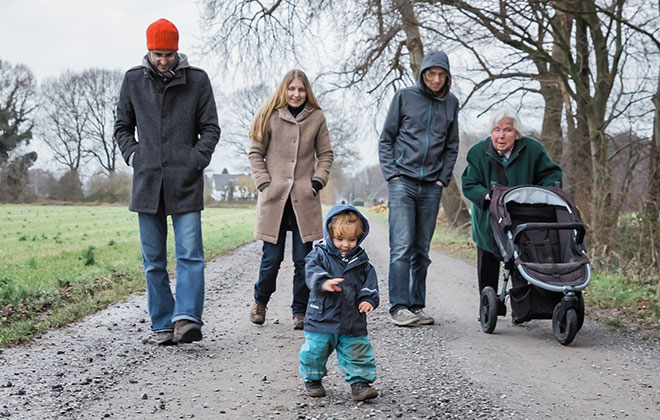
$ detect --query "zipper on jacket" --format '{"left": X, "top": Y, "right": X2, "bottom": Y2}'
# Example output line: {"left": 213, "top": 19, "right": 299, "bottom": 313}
{"left": 420, "top": 100, "right": 433, "bottom": 180}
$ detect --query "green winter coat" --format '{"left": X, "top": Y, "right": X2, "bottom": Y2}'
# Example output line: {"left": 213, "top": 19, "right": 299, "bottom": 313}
{"left": 461, "top": 136, "right": 562, "bottom": 254}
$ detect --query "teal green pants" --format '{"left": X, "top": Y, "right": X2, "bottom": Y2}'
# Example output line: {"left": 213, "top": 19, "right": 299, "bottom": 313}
{"left": 299, "top": 331, "right": 377, "bottom": 384}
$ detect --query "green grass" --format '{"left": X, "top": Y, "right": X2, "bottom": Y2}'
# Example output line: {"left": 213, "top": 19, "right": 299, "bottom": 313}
{"left": 585, "top": 272, "right": 660, "bottom": 329}
{"left": 365, "top": 206, "right": 660, "bottom": 333}
{"left": 0, "top": 204, "right": 255, "bottom": 347}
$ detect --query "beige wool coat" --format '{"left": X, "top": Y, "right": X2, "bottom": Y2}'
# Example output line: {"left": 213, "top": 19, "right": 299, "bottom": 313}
{"left": 249, "top": 105, "right": 334, "bottom": 244}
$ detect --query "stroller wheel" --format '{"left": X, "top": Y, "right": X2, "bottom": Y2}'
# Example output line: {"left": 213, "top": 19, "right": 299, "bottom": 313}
{"left": 552, "top": 304, "right": 578, "bottom": 345}
{"left": 480, "top": 287, "right": 498, "bottom": 334}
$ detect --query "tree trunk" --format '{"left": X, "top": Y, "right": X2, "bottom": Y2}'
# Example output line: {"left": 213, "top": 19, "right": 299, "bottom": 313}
{"left": 442, "top": 180, "right": 471, "bottom": 228}
{"left": 539, "top": 77, "right": 564, "bottom": 163}
{"left": 394, "top": 0, "right": 424, "bottom": 77}
{"left": 646, "top": 68, "right": 660, "bottom": 221}
{"left": 564, "top": 16, "right": 594, "bottom": 229}
{"left": 539, "top": 7, "right": 572, "bottom": 164}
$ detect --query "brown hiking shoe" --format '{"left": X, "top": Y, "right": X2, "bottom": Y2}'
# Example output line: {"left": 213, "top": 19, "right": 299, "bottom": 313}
{"left": 304, "top": 380, "right": 326, "bottom": 397}
{"left": 173, "top": 320, "right": 202, "bottom": 344}
{"left": 250, "top": 302, "right": 267, "bottom": 325}
{"left": 351, "top": 382, "right": 378, "bottom": 401}
{"left": 293, "top": 314, "right": 304, "bottom": 330}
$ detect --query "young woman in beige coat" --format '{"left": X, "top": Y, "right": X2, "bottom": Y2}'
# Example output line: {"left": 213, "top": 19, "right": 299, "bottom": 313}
{"left": 248, "top": 69, "right": 334, "bottom": 330}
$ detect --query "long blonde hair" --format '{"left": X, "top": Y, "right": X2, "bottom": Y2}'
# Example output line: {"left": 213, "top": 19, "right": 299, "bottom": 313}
{"left": 249, "top": 69, "right": 322, "bottom": 142}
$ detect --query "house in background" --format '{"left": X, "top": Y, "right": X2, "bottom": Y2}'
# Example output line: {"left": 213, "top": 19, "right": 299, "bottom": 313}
{"left": 210, "top": 169, "right": 256, "bottom": 201}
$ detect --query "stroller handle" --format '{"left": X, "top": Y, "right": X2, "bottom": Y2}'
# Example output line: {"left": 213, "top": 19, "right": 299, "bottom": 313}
{"left": 511, "top": 222, "right": 586, "bottom": 244}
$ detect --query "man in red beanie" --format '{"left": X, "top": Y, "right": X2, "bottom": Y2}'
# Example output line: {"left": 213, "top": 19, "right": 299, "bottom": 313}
{"left": 114, "top": 18, "right": 220, "bottom": 345}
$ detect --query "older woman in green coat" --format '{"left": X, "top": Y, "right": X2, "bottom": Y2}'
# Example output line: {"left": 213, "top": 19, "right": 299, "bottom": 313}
{"left": 461, "top": 109, "right": 562, "bottom": 298}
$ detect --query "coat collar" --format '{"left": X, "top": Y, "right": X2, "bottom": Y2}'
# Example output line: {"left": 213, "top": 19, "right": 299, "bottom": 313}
{"left": 485, "top": 136, "right": 526, "bottom": 166}
{"left": 141, "top": 59, "right": 187, "bottom": 90}
{"left": 277, "top": 104, "right": 316, "bottom": 123}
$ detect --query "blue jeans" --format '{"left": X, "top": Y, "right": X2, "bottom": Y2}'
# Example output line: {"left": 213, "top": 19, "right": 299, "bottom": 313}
{"left": 387, "top": 177, "right": 443, "bottom": 314}
{"left": 299, "top": 332, "right": 377, "bottom": 384}
{"left": 138, "top": 209, "right": 205, "bottom": 332}
{"left": 254, "top": 199, "right": 312, "bottom": 315}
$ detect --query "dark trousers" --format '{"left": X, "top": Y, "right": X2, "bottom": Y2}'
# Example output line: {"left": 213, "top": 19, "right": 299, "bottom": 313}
{"left": 253, "top": 199, "right": 312, "bottom": 316}
{"left": 477, "top": 247, "right": 500, "bottom": 295}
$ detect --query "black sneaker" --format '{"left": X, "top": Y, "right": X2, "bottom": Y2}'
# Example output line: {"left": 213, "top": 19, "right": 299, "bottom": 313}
{"left": 304, "top": 380, "right": 326, "bottom": 397}
{"left": 350, "top": 382, "right": 378, "bottom": 401}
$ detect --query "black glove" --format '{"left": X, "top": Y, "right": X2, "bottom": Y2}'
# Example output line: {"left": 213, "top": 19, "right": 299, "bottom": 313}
{"left": 311, "top": 180, "right": 323, "bottom": 196}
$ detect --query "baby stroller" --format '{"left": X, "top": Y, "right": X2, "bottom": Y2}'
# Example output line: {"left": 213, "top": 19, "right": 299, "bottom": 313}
{"left": 479, "top": 185, "right": 591, "bottom": 345}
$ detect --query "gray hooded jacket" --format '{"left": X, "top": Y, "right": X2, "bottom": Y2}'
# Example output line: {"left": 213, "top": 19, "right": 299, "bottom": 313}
{"left": 378, "top": 51, "right": 459, "bottom": 185}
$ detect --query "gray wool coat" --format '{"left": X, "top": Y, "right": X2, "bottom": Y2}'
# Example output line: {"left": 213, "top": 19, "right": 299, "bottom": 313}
{"left": 114, "top": 61, "right": 220, "bottom": 215}
{"left": 249, "top": 105, "right": 334, "bottom": 244}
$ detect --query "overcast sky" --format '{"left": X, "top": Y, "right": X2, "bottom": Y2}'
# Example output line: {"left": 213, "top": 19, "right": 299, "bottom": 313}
{"left": 1, "top": 0, "right": 205, "bottom": 81}
{"left": 0, "top": 0, "right": 257, "bottom": 174}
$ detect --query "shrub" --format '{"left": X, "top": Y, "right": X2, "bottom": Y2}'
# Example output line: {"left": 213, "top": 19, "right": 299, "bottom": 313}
{"left": 51, "top": 169, "right": 84, "bottom": 201}
{"left": 86, "top": 172, "right": 131, "bottom": 203}
{"left": 80, "top": 246, "right": 96, "bottom": 266}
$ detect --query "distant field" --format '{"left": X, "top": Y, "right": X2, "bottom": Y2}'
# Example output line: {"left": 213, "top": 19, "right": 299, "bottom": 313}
{"left": 0, "top": 204, "right": 255, "bottom": 346}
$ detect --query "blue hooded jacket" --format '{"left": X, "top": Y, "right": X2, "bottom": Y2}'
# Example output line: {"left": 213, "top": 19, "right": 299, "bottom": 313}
{"left": 378, "top": 50, "right": 460, "bottom": 185}
{"left": 304, "top": 204, "right": 379, "bottom": 336}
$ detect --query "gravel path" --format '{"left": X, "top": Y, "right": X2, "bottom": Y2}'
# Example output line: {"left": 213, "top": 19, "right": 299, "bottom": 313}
{"left": 1, "top": 219, "right": 658, "bottom": 419}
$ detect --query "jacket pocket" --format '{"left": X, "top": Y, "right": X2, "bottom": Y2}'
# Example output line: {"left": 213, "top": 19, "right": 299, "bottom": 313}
{"left": 131, "top": 149, "right": 139, "bottom": 168}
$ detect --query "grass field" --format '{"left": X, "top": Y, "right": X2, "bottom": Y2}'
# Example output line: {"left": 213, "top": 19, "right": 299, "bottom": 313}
{"left": 2, "top": 204, "right": 657, "bottom": 346}
{"left": 0, "top": 204, "right": 255, "bottom": 347}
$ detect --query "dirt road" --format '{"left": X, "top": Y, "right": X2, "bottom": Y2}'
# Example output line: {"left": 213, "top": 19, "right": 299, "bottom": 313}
{"left": 1, "top": 219, "right": 658, "bottom": 419}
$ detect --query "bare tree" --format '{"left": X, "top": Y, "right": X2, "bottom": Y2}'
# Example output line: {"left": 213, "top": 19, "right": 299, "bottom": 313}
{"left": 39, "top": 71, "right": 89, "bottom": 171}
{"left": 217, "top": 83, "right": 272, "bottom": 171}
{"left": 199, "top": 0, "right": 471, "bottom": 224}
{"left": 428, "top": 0, "right": 659, "bottom": 246}
{"left": 593, "top": 0, "right": 660, "bottom": 220}
{"left": 320, "top": 94, "right": 360, "bottom": 170}
{"left": 80, "top": 68, "right": 123, "bottom": 174}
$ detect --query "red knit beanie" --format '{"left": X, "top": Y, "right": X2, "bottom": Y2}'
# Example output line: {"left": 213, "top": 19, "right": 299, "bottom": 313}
{"left": 146, "top": 19, "right": 179, "bottom": 51}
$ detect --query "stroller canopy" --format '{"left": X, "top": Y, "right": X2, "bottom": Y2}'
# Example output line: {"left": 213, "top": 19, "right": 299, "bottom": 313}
{"left": 489, "top": 185, "right": 590, "bottom": 289}
{"left": 490, "top": 186, "right": 583, "bottom": 231}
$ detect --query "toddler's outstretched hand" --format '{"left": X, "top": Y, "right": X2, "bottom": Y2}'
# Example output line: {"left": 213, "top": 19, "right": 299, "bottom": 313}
{"left": 322, "top": 278, "right": 343, "bottom": 292}
{"left": 358, "top": 301, "right": 374, "bottom": 313}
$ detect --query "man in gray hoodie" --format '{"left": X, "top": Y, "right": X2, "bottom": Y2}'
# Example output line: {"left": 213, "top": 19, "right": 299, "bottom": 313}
{"left": 378, "top": 50, "right": 459, "bottom": 326}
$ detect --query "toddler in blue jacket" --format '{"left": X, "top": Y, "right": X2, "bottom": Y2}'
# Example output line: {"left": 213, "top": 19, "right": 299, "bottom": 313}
{"left": 299, "top": 204, "right": 379, "bottom": 401}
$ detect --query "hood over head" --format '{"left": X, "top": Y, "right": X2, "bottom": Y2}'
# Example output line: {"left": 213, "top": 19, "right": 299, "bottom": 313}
{"left": 417, "top": 50, "right": 451, "bottom": 98}
{"left": 323, "top": 204, "right": 370, "bottom": 257}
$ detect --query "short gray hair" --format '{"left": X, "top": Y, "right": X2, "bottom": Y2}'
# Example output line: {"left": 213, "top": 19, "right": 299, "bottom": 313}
{"left": 489, "top": 108, "right": 524, "bottom": 136}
